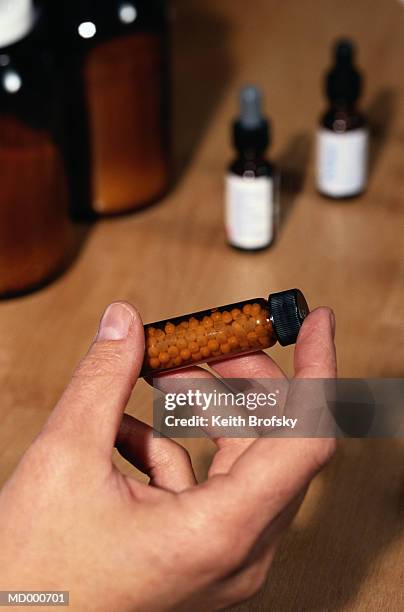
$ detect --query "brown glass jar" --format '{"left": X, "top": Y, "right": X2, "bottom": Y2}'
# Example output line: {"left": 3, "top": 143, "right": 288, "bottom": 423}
{"left": 141, "top": 289, "right": 309, "bottom": 377}
{"left": 0, "top": 2, "right": 71, "bottom": 297}
{"left": 52, "top": 0, "right": 170, "bottom": 217}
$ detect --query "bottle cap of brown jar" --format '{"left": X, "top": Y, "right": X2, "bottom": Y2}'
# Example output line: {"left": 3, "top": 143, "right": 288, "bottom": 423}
{"left": 0, "top": 0, "right": 35, "bottom": 48}
{"left": 269, "top": 289, "right": 309, "bottom": 346}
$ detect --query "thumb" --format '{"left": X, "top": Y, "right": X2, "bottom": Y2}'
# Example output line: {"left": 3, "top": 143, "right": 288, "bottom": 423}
{"left": 44, "top": 302, "right": 144, "bottom": 458}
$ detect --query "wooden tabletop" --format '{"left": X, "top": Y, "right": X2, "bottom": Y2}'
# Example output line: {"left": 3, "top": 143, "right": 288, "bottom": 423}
{"left": 1, "top": 0, "right": 404, "bottom": 609}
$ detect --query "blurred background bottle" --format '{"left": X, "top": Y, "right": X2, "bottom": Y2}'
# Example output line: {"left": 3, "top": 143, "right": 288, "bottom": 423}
{"left": 316, "top": 39, "right": 369, "bottom": 199}
{"left": 0, "top": 0, "right": 71, "bottom": 297}
{"left": 225, "top": 86, "right": 277, "bottom": 251}
{"left": 47, "top": 0, "right": 171, "bottom": 218}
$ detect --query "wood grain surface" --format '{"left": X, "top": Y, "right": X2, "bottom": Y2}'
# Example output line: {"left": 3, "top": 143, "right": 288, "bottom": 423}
{"left": 1, "top": 1, "right": 404, "bottom": 610}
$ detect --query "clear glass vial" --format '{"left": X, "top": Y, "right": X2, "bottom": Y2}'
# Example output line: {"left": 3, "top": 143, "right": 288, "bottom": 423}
{"left": 141, "top": 288, "right": 309, "bottom": 377}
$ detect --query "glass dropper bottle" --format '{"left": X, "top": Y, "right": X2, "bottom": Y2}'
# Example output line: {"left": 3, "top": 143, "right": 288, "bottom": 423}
{"left": 141, "top": 289, "right": 309, "bottom": 377}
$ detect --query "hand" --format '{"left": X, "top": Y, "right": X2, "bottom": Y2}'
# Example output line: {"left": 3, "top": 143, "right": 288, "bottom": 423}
{"left": 0, "top": 302, "right": 336, "bottom": 611}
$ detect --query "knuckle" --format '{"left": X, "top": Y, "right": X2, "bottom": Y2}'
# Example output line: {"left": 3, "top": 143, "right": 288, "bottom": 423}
{"left": 169, "top": 442, "right": 193, "bottom": 467}
{"left": 311, "top": 437, "right": 337, "bottom": 470}
{"left": 228, "top": 563, "right": 269, "bottom": 604}
{"left": 73, "top": 345, "right": 126, "bottom": 381}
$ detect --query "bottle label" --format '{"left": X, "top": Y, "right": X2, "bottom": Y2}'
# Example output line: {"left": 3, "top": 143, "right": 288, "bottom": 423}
{"left": 316, "top": 128, "right": 369, "bottom": 197}
{"left": 225, "top": 174, "right": 274, "bottom": 249}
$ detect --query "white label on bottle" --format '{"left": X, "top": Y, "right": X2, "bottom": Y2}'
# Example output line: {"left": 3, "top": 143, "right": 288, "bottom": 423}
{"left": 225, "top": 174, "right": 273, "bottom": 249}
{"left": 316, "top": 128, "right": 369, "bottom": 197}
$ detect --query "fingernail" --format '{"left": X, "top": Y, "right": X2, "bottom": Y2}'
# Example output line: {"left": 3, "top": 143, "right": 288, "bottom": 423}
{"left": 329, "top": 310, "right": 336, "bottom": 337}
{"left": 97, "top": 303, "right": 134, "bottom": 341}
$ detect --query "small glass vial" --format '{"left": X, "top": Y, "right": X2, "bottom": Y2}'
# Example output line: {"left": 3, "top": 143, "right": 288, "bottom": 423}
{"left": 225, "top": 86, "right": 278, "bottom": 251}
{"left": 316, "top": 39, "right": 369, "bottom": 199}
{"left": 141, "top": 289, "right": 308, "bottom": 377}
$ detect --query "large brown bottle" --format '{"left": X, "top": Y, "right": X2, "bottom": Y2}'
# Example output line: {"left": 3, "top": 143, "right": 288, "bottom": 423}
{"left": 55, "top": 0, "right": 170, "bottom": 217}
{"left": 0, "top": 0, "right": 71, "bottom": 297}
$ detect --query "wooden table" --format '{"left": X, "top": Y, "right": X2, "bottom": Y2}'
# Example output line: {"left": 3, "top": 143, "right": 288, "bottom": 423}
{"left": 1, "top": 0, "right": 404, "bottom": 609}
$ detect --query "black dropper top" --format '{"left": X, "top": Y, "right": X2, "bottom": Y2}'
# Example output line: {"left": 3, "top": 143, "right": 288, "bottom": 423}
{"left": 326, "top": 38, "right": 362, "bottom": 105}
{"left": 233, "top": 85, "right": 270, "bottom": 153}
{"left": 269, "top": 289, "right": 309, "bottom": 346}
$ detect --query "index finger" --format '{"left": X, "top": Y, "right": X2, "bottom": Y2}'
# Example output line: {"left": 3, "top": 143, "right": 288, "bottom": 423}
{"left": 198, "top": 306, "right": 337, "bottom": 530}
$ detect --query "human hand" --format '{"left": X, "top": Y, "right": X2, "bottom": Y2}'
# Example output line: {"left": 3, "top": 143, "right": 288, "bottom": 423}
{"left": 0, "top": 302, "right": 336, "bottom": 611}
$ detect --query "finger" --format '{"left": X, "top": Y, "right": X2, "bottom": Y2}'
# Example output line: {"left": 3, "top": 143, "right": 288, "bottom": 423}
{"left": 209, "top": 351, "right": 286, "bottom": 380}
{"left": 202, "top": 436, "right": 336, "bottom": 539}
{"left": 285, "top": 307, "right": 337, "bottom": 436}
{"left": 202, "top": 309, "right": 337, "bottom": 527}
{"left": 153, "top": 367, "right": 255, "bottom": 469}
{"left": 294, "top": 307, "right": 337, "bottom": 378}
{"left": 116, "top": 414, "right": 196, "bottom": 492}
{"left": 45, "top": 302, "right": 144, "bottom": 458}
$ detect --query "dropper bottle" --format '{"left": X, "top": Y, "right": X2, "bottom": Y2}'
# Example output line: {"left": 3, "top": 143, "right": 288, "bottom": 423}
{"left": 225, "top": 85, "right": 277, "bottom": 251}
{"left": 316, "top": 39, "right": 369, "bottom": 199}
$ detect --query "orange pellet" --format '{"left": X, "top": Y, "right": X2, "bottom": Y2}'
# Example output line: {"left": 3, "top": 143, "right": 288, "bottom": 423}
{"left": 203, "top": 316, "right": 213, "bottom": 328}
{"left": 208, "top": 339, "right": 219, "bottom": 352}
{"left": 189, "top": 318, "right": 199, "bottom": 329}
{"left": 201, "top": 346, "right": 210, "bottom": 358}
{"left": 150, "top": 357, "right": 160, "bottom": 369}
{"left": 159, "top": 352, "right": 170, "bottom": 364}
{"left": 180, "top": 348, "right": 191, "bottom": 360}
{"left": 168, "top": 345, "right": 179, "bottom": 357}
{"left": 197, "top": 334, "right": 208, "bottom": 347}
{"left": 228, "top": 336, "right": 239, "bottom": 349}
{"left": 148, "top": 346, "right": 159, "bottom": 358}
{"left": 165, "top": 322, "right": 175, "bottom": 334}
{"left": 221, "top": 343, "right": 231, "bottom": 354}
{"left": 232, "top": 321, "right": 244, "bottom": 336}
{"left": 242, "top": 304, "right": 252, "bottom": 315}
{"left": 177, "top": 337, "right": 187, "bottom": 350}
{"left": 231, "top": 308, "right": 241, "bottom": 320}
{"left": 247, "top": 331, "right": 258, "bottom": 344}
{"left": 251, "top": 303, "right": 261, "bottom": 316}
{"left": 186, "top": 331, "right": 197, "bottom": 343}
{"left": 192, "top": 351, "right": 202, "bottom": 361}
{"left": 222, "top": 311, "right": 232, "bottom": 324}
{"left": 148, "top": 327, "right": 156, "bottom": 336}
{"left": 217, "top": 331, "right": 227, "bottom": 344}
{"left": 211, "top": 311, "right": 221, "bottom": 322}
{"left": 173, "top": 356, "right": 182, "bottom": 367}
{"left": 189, "top": 341, "right": 199, "bottom": 353}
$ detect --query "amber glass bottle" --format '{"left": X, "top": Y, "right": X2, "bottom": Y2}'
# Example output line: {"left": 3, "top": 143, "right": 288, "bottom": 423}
{"left": 0, "top": 0, "right": 71, "bottom": 297}
{"left": 50, "top": 0, "right": 170, "bottom": 217}
{"left": 141, "top": 289, "right": 309, "bottom": 377}
{"left": 225, "top": 86, "right": 278, "bottom": 251}
{"left": 316, "top": 39, "right": 368, "bottom": 199}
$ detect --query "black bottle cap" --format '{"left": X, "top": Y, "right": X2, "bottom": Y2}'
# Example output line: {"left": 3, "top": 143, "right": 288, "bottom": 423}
{"left": 326, "top": 38, "right": 362, "bottom": 105}
{"left": 268, "top": 289, "right": 309, "bottom": 346}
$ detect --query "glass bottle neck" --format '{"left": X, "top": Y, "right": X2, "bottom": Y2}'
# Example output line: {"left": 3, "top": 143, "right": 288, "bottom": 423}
{"left": 237, "top": 147, "right": 267, "bottom": 161}
{"left": 328, "top": 99, "right": 358, "bottom": 113}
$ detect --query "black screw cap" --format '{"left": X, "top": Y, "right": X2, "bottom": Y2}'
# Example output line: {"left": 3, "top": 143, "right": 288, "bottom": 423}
{"left": 268, "top": 289, "right": 309, "bottom": 346}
